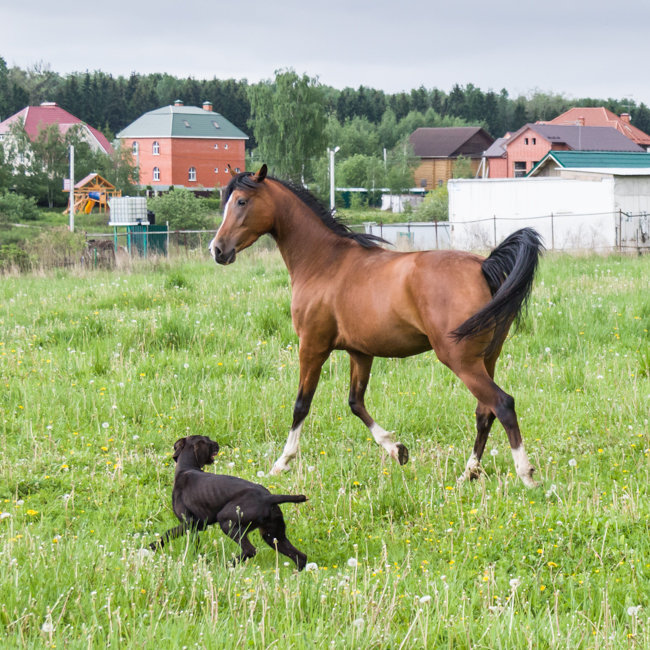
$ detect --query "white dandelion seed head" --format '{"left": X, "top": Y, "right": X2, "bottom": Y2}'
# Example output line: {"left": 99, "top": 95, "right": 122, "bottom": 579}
{"left": 490, "top": 448, "right": 498, "bottom": 456}
{"left": 419, "top": 595, "right": 432, "bottom": 604}
{"left": 0, "top": 512, "right": 10, "bottom": 520}
{"left": 227, "top": 462, "right": 235, "bottom": 468}
{"left": 137, "top": 548, "right": 153, "bottom": 560}
{"left": 305, "top": 562, "right": 318, "bottom": 572}
{"left": 627, "top": 605, "right": 642, "bottom": 617}
{"left": 183, "top": 363, "right": 189, "bottom": 369}
{"left": 101, "top": 422, "right": 109, "bottom": 429}
{"left": 347, "top": 557, "right": 358, "bottom": 568}
{"left": 352, "top": 618, "right": 364, "bottom": 629}
{"left": 257, "top": 471, "right": 265, "bottom": 478}
{"left": 568, "top": 458, "right": 577, "bottom": 467}
{"left": 307, "top": 465, "right": 315, "bottom": 472}
{"left": 545, "top": 347, "right": 551, "bottom": 353}
{"left": 41, "top": 619, "right": 54, "bottom": 633}
{"left": 509, "top": 578, "right": 521, "bottom": 589}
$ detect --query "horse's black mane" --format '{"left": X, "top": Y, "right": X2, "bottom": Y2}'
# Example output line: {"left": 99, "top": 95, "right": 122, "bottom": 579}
{"left": 224, "top": 171, "right": 387, "bottom": 249}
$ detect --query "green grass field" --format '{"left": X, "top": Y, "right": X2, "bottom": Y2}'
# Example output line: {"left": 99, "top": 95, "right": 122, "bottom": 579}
{"left": 0, "top": 248, "right": 648, "bottom": 648}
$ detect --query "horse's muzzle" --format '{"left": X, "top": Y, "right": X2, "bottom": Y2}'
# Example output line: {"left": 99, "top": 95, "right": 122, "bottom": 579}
{"left": 211, "top": 244, "right": 236, "bottom": 265}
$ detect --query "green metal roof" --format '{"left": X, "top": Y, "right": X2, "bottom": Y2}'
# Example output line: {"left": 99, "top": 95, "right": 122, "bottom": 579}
{"left": 529, "top": 150, "right": 650, "bottom": 175}
{"left": 116, "top": 105, "right": 248, "bottom": 140}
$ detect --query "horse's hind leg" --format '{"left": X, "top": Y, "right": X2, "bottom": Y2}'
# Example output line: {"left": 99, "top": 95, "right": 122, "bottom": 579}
{"left": 456, "top": 362, "right": 538, "bottom": 488}
{"left": 270, "top": 345, "right": 330, "bottom": 475}
{"left": 348, "top": 351, "right": 408, "bottom": 465}
{"left": 459, "top": 402, "right": 496, "bottom": 482}
{"left": 460, "top": 354, "right": 497, "bottom": 482}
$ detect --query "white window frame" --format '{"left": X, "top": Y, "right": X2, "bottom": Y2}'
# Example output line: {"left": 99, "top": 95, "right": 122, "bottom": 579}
{"left": 153, "top": 167, "right": 160, "bottom": 182}
{"left": 152, "top": 141, "right": 160, "bottom": 155}
{"left": 188, "top": 167, "right": 197, "bottom": 182}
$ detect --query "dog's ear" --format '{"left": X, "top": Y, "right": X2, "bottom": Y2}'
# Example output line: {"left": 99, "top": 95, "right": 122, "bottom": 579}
{"left": 193, "top": 438, "right": 211, "bottom": 466}
{"left": 172, "top": 438, "right": 186, "bottom": 462}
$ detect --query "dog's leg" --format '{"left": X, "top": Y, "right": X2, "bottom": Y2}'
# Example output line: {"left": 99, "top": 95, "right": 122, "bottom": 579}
{"left": 150, "top": 520, "right": 203, "bottom": 551}
{"left": 217, "top": 510, "right": 257, "bottom": 565}
{"left": 260, "top": 523, "right": 307, "bottom": 571}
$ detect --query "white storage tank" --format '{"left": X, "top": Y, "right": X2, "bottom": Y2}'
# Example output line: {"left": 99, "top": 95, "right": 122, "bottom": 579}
{"left": 108, "top": 197, "right": 149, "bottom": 225}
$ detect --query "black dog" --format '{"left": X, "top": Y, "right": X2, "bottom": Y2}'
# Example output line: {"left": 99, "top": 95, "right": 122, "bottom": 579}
{"left": 149, "top": 435, "right": 308, "bottom": 569}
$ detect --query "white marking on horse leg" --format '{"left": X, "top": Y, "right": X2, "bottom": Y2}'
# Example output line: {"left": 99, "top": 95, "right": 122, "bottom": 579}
{"left": 511, "top": 445, "right": 538, "bottom": 488}
{"left": 209, "top": 194, "right": 233, "bottom": 256}
{"left": 370, "top": 423, "right": 402, "bottom": 461}
{"left": 458, "top": 451, "right": 481, "bottom": 483}
{"left": 270, "top": 422, "right": 303, "bottom": 475}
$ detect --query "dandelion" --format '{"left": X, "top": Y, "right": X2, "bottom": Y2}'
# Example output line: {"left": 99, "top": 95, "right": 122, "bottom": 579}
{"left": 490, "top": 448, "right": 498, "bottom": 456}
{"left": 137, "top": 548, "right": 153, "bottom": 560}
{"left": 26, "top": 509, "right": 38, "bottom": 516}
{"left": 41, "top": 618, "right": 54, "bottom": 634}
{"left": 256, "top": 471, "right": 265, "bottom": 478}
{"left": 352, "top": 618, "right": 365, "bottom": 629}
{"left": 102, "top": 422, "right": 110, "bottom": 429}
{"left": 568, "top": 458, "right": 577, "bottom": 467}
{"left": 183, "top": 363, "right": 189, "bottom": 369}
{"left": 227, "top": 462, "right": 235, "bottom": 468}
{"left": 347, "top": 557, "right": 358, "bottom": 568}
{"left": 509, "top": 578, "right": 521, "bottom": 589}
{"left": 419, "top": 595, "right": 432, "bottom": 605}
{"left": 0, "top": 512, "right": 10, "bottom": 520}
{"left": 627, "top": 605, "right": 642, "bottom": 617}
{"left": 305, "top": 562, "right": 318, "bottom": 571}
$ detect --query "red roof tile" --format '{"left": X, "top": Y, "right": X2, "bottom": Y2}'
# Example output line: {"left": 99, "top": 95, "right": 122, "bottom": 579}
{"left": 0, "top": 102, "right": 113, "bottom": 154}
{"left": 543, "top": 107, "right": 650, "bottom": 147}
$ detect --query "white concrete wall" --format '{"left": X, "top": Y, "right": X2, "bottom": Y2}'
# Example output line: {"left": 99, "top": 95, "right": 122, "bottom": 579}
{"left": 447, "top": 177, "right": 617, "bottom": 251}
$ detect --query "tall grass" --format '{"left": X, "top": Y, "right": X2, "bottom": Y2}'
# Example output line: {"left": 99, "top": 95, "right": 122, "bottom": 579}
{"left": 0, "top": 250, "right": 648, "bottom": 648}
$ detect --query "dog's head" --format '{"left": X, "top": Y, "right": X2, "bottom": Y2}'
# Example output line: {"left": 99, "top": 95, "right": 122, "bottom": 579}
{"left": 172, "top": 435, "right": 220, "bottom": 467}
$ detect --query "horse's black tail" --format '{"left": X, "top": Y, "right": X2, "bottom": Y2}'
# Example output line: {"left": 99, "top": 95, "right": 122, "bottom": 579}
{"left": 451, "top": 228, "right": 544, "bottom": 357}
{"left": 265, "top": 494, "right": 308, "bottom": 506}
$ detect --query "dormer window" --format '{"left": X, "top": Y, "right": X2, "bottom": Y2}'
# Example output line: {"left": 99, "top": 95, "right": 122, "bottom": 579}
{"left": 212, "top": 121, "right": 220, "bottom": 129}
{"left": 184, "top": 120, "right": 190, "bottom": 128}
{"left": 152, "top": 141, "right": 160, "bottom": 155}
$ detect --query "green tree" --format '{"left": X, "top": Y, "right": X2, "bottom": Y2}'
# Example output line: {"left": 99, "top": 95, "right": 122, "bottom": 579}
{"left": 147, "top": 188, "right": 215, "bottom": 231}
{"left": 415, "top": 185, "right": 448, "bottom": 221}
{"left": 248, "top": 70, "right": 326, "bottom": 183}
{"left": 452, "top": 155, "right": 474, "bottom": 179}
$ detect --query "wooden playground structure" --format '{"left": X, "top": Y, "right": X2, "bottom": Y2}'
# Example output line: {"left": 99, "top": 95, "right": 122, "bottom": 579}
{"left": 63, "top": 173, "right": 121, "bottom": 214}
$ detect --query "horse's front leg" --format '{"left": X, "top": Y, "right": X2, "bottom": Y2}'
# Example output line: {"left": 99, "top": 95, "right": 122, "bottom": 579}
{"left": 270, "top": 346, "right": 330, "bottom": 475}
{"left": 348, "top": 351, "right": 409, "bottom": 465}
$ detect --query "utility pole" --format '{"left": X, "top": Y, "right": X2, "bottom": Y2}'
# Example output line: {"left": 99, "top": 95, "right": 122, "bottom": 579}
{"left": 328, "top": 146, "right": 340, "bottom": 213}
{"left": 68, "top": 145, "right": 75, "bottom": 232}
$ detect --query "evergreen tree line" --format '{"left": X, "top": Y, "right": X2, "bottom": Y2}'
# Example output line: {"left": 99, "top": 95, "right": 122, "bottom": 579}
{"left": 3, "top": 57, "right": 650, "bottom": 143}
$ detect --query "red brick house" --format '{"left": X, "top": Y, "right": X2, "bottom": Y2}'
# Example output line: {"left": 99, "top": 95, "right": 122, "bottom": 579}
{"left": 116, "top": 100, "right": 248, "bottom": 191}
{"left": 543, "top": 107, "right": 650, "bottom": 151}
{"left": 483, "top": 124, "right": 643, "bottom": 178}
{"left": 0, "top": 101, "right": 113, "bottom": 154}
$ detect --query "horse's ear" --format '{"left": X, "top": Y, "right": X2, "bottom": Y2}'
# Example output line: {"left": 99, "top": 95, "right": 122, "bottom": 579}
{"left": 227, "top": 164, "right": 236, "bottom": 178}
{"left": 253, "top": 164, "right": 267, "bottom": 183}
{"left": 172, "top": 438, "right": 186, "bottom": 462}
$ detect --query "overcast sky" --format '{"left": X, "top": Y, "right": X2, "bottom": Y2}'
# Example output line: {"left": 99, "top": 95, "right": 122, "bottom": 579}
{"left": 4, "top": 0, "right": 650, "bottom": 107}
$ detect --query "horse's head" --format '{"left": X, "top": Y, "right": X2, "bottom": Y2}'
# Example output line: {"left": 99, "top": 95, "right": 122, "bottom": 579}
{"left": 209, "top": 164, "right": 273, "bottom": 265}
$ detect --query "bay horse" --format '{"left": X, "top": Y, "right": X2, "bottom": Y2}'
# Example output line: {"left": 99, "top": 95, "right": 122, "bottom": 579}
{"left": 209, "top": 165, "right": 543, "bottom": 488}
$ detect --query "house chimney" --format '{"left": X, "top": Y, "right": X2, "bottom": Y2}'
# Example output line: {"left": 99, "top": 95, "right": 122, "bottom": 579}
{"left": 620, "top": 113, "right": 631, "bottom": 123}
{"left": 174, "top": 99, "right": 184, "bottom": 107}
{"left": 202, "top": 101, "right": 213, "bottom": 112}
{"left": 40, "top": 101, "right": 58, "bottom": 107}
{"left": 576, "top": 116, "right": 585, "bottom": 126}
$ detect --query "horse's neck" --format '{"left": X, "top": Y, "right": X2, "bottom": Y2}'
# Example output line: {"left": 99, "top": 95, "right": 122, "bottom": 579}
{"left": 272, "top": 197, "right": 344, "bottom": 280}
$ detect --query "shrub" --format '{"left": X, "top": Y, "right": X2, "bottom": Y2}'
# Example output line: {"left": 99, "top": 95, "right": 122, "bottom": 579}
{"left": 415, "top": 185, "right": 448, "bottom": 221}
{"left": 0, "top": 191, "right": 40, "bottom": 222}
{"left": 148, "top": 189, "right": 216, "bottom": 231}
{"left": 25, "top": 227, "right": 86, "bottom": 268}
{"left": 0, "top": 243, "right": 31, "bottom": 271}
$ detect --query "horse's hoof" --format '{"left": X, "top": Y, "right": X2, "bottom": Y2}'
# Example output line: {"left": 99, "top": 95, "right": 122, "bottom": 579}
{"left": 269, "top": 463, "right": 288, "bottom": 476}
{"left": 395, "top": 443, "right": 409, "bottom": 465}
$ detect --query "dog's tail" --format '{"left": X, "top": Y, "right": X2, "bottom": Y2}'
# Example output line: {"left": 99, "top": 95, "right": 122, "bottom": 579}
{"left": 266, "top": 494, "right": 308, "bottom": 506}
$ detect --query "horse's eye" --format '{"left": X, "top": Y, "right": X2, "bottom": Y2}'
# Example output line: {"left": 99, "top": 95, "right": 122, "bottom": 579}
{"left": 237, "top": 198, "right": 247, "bottom": 207}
